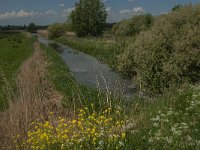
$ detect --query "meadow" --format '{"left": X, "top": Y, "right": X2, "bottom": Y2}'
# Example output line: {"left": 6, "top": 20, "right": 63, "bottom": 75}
{"left": 0, "top": 32, "right": 35, "bottom": 111}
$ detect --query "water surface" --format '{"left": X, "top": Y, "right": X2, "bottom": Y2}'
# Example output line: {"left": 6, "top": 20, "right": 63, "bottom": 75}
{"left": 37, "top": 35, "right": 135, "bottom": 98}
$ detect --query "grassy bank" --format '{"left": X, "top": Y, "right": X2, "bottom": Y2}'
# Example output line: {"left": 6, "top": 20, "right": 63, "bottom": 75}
{"left": 55, "top": 36, "right": 126, "bottom": 70}
{"left": 0, "top": 32, "right": 35, "bottom": 111}
{"left": 41, "top": 43, "right": 122, "bottom": 111}
{"left": 30, "top": 42, "right": 200, "bottom": 149}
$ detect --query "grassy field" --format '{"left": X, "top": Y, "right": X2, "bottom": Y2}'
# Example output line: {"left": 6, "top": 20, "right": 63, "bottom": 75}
{"left": 0, "top": 32, "right": 35, "bottom": 111}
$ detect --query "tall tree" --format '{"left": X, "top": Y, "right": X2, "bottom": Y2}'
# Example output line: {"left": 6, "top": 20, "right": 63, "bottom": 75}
{"left": 172, "top": 4, "right": 182, "bottom": 11}
{"left": 69, "top": 0, "right": 107, "bottom": 37}
{"left": 27, "top": 23, "right": 37, "bottom": 33}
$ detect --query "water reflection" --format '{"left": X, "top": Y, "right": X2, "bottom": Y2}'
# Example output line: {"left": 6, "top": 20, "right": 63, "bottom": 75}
{"left": 37, "top": 35, "right": 136, "bottom": 98}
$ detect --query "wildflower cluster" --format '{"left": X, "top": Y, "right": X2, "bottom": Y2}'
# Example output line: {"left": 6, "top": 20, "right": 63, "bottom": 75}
{"left": 148, "top": 85, "right": 200, "bottom": 149}
{"left": 21, "top": 106, "right": 126, "bottom": 149}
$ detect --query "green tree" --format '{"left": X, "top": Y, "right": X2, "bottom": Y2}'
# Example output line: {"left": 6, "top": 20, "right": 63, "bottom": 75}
{"left": 112, "top": 14, "right": 154, "bottom": 37}
{"left": 48, "top": 23, "right": 66, "bottom": 39}
{"left": 69, "top": 0, "right": 107, "bottom": 37}
{"left": 27, "top": 23, "right": 37, "bottom": 33}
{"left": 172, "top": 4, "right": 182, "bottom": 11}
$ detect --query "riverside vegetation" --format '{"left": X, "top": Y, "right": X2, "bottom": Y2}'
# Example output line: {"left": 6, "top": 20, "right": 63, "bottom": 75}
{"left": 54, "top": 5, "right": 200, "bottom": 94}
{"left": 0, "top": 4, "right": 200, "bottom": 150}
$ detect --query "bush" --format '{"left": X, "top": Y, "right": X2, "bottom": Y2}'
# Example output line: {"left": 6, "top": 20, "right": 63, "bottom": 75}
{"left": 118, "top": 5, "right": 200, "bottom": 94}
{"left": 112, "top": 14, "right": 154, "bottom": 37}
{"left": 48, "top": 24, "right": 66, "bottom": 39}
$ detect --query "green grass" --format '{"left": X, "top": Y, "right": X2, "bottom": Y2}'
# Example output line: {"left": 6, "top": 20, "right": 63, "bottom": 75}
{"left": 0, "top": 32, "right": 35, "bottom": 111}
{"left": 41, "top": 43, "right": 122, "bottom": 111}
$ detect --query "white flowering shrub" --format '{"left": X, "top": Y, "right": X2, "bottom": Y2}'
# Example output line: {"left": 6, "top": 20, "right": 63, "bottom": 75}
{"left": 148, "top": 85, "right": 200, "bottom": 149}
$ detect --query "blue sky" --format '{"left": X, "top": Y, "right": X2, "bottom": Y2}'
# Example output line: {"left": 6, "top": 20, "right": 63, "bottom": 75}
{"left": 0, "top": 0, "right": 199, "bottom": 25}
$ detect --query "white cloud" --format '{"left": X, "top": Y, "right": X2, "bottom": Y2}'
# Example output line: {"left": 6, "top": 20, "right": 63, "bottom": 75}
{"left": 132, "top": 7, "right": 145, "bottom": 13}
{"left": 160, "top": 12, "right": 168, "bottom": 15}
{"left": 119, "top": 7, "right": 145, "bottom": 15}
{"left": 119, "top": 9, "right": 130, "bottom": 14}
{"left": 63, "top": 8, "right": 75, "bottom": 14}
{"left": 58, "top": 4, "right": 65, "bottom": 7}
{"left": 106, "top": 7, "right": 111, "bottom": 14}
{"left": 0, "top": 10, "right": 35, "bottom": 19}
{"left": 62, "top": 8, "right": 75, "bottom": 17}
{"left": 45, "top": 9, "right": 56, "bottom": 15}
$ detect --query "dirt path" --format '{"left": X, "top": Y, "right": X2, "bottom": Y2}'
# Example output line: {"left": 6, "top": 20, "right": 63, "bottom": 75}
{"left": 0, "top": 42, "right": 63, "bottom": 149}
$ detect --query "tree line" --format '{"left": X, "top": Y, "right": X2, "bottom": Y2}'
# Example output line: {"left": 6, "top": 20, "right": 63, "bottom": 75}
{"left": 0, "top": 23, "right": 48, "bottom": 32}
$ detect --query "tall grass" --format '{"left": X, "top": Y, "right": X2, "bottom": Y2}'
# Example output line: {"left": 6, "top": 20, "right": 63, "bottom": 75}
{"left": 41, "top": 42, "right": 123, "bottom": 111}
{"left": 0, "top": 42, "right": 67, "bottom": 149}
{"left": 0, "top": 32, "right": 35, "bottom": 111}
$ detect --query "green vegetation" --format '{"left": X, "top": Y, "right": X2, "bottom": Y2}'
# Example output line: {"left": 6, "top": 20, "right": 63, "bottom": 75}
{"left": 55, "top": 36, "right": 123, "bottom": 69}
{"left": 172, "top": 4, "right": 182, "bottom": 11}
{"left": 37, "top": 41, "right": 200, "bottom": 149}
{"left": 22, "top": 106, "right": 126, "bottom": 149}
{"left": 27, "top": 23, "right": 37, "bottom": 33}
{"left": 0, "top": 28, "right": 199, "bottom": 149}
{"left": 124, "top": 84, "right": 200, "bottom": 149}
{"left": 54, "top": 5, "right": 200, "bottom": 95}
{"left": 69, "top": 0, "right": 107, "bottom": 37}
{"left": 22, "top": 39, "right": 200, "bottom": 149}
{"left": 118, "top": 5, "right": 200, "bottom": 94}
{"left": 41, "top": 43, "right": 121, "bottom": 110}
{"left": 48, "top": 23, "right": 66, "bottom": 39}
{"left": 1, "top": 3, "right": 200, "bottom": 150}
{"left": 0, "top": 32, "right": 35, "bottom": 111}
{"left": 112, "top": 14, "right": 154, "bottom": 37}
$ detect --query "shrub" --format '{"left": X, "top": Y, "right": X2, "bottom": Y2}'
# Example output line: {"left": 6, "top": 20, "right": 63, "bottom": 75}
{"left": 48, "top": 24, "right": 66, "bottom": 39}
{"left": 112, "top": 14, "right": 154, "bottom": 37}
{"left": 118, "top": 5, "right": 200, "bottom": 94}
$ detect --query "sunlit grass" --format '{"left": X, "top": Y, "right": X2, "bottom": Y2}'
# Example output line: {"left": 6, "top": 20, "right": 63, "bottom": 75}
{"left": 0, "top": 32, "right": 35, "bottom": 111}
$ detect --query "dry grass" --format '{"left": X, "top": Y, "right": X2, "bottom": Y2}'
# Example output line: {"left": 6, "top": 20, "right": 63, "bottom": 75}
{"left": 37, "top": 30, "right": 48, "bottom": 38}
{"left": 66, "top": 31, "right": 76, "bottom": 36}
{"left": 0, "top": 42, "right": 67, "bottom": 149}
